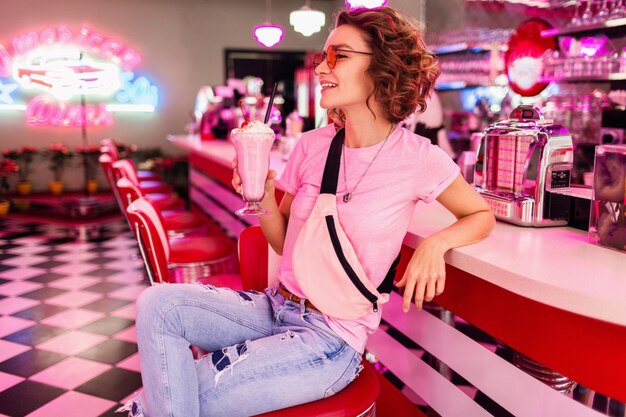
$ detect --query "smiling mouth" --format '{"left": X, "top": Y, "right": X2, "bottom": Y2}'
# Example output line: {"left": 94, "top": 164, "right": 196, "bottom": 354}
{"left": 320, "top": 82, "right": 337, "bottom": 90}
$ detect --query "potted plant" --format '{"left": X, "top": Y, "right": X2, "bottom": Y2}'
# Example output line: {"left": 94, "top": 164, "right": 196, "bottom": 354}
{"left": 0, "top": 158, "right": 19, "bottom": 216}
{"left": 75, "top": 145, "right": 101, "bottom": 194}
{"left": 3, "top": 146, "right": 37, "bottom": 195}
{"left": 43, "top": 143, "right": 73, "bottom": 195}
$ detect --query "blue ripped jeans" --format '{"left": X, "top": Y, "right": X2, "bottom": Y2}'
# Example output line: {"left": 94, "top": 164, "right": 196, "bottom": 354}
{"left": 121, "top": 283, "right": 363, "bottom": 417}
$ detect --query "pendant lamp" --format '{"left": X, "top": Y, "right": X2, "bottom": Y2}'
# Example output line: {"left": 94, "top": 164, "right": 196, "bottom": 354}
{"left": 290, "top": 1, "right": 325, "bottom": 37}
{"left": 254, "top": 0, "right": 284, "bottom": 48}
{"left": 345, "top": 0, "right": 388, "bottom": 9}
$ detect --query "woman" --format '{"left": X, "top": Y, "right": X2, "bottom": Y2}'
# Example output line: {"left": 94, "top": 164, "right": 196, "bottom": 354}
{"left": 122, "top": 6, "right": 494, "bottom": 417}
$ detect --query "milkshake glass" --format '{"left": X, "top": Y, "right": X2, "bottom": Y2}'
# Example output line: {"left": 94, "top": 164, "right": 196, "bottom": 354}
{"left": 232, "top": 120, "right": 275, "bottom": 216}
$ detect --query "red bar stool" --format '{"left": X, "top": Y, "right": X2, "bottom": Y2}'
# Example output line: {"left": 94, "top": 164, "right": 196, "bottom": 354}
{"left": 99, "top": 153, "right": 126, "bottom": 213}
{"left": 111, "top": 160, "right": 184, "bottom": 211}
{"left": 126, "top": 197, "right": 238, "bottom": 285}
{"left": 112, "top": 159, "right": 173, "bottom": 195}
{"left": 254, "top": 361, "right": 379, "bottom": 417}
{"left": 100, "top": 138, "right": 162, "bottom": 181}
{"left": 100, "top": 154, "right": 183, "bottom": 213}
{"left": 117, "top": 177, "right": 208, "bottom": 238}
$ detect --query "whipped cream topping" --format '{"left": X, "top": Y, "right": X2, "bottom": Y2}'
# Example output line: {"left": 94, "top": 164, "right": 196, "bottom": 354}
{"left": 232, "top": 120, "right": 274, "bottom": 135}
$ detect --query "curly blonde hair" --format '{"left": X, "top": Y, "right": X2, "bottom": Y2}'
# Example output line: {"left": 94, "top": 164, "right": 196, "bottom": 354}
{"left": 333, "top": 7, "right": 440, "bottom": 124}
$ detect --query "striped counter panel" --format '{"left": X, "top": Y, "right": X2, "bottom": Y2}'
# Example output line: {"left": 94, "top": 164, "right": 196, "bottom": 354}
{"left": 189, "top": 168, "right": 258, "bottom": 240}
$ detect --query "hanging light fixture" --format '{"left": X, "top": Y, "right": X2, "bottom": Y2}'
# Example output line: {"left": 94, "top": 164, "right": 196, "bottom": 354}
{"left": 345, "top": 0, "right": 387, "bottom": 9}
{"left": 254, "top": 0, "right": 284, "bottom": 48}
{"left": 290, "top": 1, "right": 326, "bottom": 37}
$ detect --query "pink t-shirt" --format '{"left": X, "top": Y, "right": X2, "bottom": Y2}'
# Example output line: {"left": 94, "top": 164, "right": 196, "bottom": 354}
{"left": 277, "top": 124, "right": 460, "bottom": 353}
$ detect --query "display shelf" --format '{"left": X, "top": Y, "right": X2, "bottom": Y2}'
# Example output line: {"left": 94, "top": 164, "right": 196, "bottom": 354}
{"left": 435, "top": 81, "right": 500, "bottom": 90}
{"left": 434, "top": 43, "right": 491, "bottom": 55}
{"left": 541, "top": 72, "right": 626, "bottom": 83}
{"left": 436, "top": 81, "right": 480, "bottom": 90}
{"left": 541, "top": 17, "right": 626, "bottom": 38}
{"left": 433, "top": 42, "right": 508, "bottom": 56}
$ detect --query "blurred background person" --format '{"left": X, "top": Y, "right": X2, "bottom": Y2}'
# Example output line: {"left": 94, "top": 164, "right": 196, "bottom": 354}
{"left": 403, "top": 90, "right": 456, "bottom": 159}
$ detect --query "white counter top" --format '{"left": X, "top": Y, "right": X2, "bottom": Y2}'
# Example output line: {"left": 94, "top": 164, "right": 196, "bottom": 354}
{"left": 404, "top": 201, "right": 625, "bottom": 327}
{"left": 170, "top": 134, "right": 626, "bottom": 327}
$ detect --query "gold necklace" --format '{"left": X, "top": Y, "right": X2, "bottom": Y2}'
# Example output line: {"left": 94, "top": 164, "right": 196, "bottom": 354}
{"left": 342, "top": 124, "right": 394, "bottom": 203}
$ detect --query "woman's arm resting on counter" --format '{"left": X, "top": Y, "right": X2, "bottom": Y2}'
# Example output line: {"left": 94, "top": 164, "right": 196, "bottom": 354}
{"left": 396, "top": 174, "right": 495, "bottom": 312}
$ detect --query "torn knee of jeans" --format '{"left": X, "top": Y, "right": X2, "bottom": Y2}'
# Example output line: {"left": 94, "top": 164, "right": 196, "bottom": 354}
{"left": 233, "top": 290, "right": 260, "bottom": 305}
{"left": 116, "top": 397, "right": 145, "bottom": 417}
{"left": 208, "top": 341, "right": 250, "bottom": 387}
{"left": 347, "top": 363, "right": 364, "bottom": 385}
{"left": 279, "top": 330, "right": 297, "bottom": 342}
{"left": 195, "top": 282, "right": 218, "bottom": 293}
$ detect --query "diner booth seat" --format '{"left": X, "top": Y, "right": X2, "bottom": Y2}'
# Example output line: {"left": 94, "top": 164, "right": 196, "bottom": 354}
{"left": 126, "top": 196, "right": 238, "bottom": 285}
{"left": 117, "top": 177, "right": 208, "bottom": 238}
{"left": 100, "top": 138, "right": 162, "bottom": 182}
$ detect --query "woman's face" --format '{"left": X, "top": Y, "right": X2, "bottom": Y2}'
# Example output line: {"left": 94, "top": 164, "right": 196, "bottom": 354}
{"left": 314, "top": 25, "right": 375, "bottom": 115}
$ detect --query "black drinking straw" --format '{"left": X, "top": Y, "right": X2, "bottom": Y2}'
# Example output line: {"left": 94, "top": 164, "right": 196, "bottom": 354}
{"left": 263, "top": 82, "right": 278, "bottom": 124}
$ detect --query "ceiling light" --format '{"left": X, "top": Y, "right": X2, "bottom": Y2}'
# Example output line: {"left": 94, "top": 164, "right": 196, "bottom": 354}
{"left": 254, "top": 0, "right": 284, "bottom": 48}
{"left": 254, "top": 25, "right": 284, "bottom": 48}
{"left": 345, "top": 0, "right": 388, "bottom": 9}
{"left": 290, "top": 1, "right": 325, "bottom": 37}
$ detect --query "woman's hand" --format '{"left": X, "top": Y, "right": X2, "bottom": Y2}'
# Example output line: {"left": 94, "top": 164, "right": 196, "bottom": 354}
{"left": 231, "top": 157, "right": 277, "bottom": 207}
{"left": 395, "top": 236, "right": 448, "bottom": 312}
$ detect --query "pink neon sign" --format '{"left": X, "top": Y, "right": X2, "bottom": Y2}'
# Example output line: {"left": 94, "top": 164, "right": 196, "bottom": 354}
{"left": 25, "top": 95, "right": 113, "bottom": 127}
{"left": 0, "top": 25, "right": 141, "bottom": 77}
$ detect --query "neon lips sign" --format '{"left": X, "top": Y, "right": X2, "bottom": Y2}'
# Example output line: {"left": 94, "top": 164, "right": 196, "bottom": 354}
{"left": 0, "top": 24, "right": 159, "bottom": 127}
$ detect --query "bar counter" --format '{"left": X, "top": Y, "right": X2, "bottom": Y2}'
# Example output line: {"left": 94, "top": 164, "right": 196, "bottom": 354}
{"left": 169, "top": 134, "right": 626, "bottom": 407}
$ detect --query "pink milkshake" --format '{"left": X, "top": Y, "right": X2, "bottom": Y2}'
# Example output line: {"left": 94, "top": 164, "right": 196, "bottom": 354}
{"left": 232, "top": 120, "right": 275, "bottom": 216}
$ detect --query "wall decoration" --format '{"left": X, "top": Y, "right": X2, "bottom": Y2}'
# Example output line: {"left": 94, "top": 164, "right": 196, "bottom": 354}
{"left": 0, "top": 24, "right": 159, "bottom": 127}
{"left": 505, "top": 19, "right": 556, "bottom": 97}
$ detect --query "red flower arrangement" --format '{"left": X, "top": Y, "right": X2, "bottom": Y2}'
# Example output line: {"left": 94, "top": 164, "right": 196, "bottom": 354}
{"left": 2, "top": 146, "right": 37, "bottom": 182}
{"left": 43, "top": 143, "right": 73, "bottom": 182}
{"left": 0, "top": 159, "right": 19, "bottom": 201}
{"left": 75, "top": 145, "right": 101, "bottom": 180}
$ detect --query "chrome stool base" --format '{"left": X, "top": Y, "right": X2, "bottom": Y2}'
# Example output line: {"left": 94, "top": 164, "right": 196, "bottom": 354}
{"left": 514, "top": 351, "right": 577, "bottom": 393}
{"left": 168, "top": 254, "right": 238, "bottom": 283}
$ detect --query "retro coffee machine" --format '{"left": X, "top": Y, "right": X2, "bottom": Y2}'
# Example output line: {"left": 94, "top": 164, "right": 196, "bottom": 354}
{"left": 474, "top": 105, "right": 574, "bottom": 227}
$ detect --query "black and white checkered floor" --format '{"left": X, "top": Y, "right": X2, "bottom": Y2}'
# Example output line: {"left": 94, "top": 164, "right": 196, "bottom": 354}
{"left": 0, "top": 218, "right": 622, "bottom": 417}
{"left": 0, "top": 220, "right": 146, "bottom": 417}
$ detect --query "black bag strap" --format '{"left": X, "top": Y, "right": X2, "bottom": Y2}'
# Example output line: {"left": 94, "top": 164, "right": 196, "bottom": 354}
{"left": 318, "top": 127, "right": 400, "bottom": 295}
{"left": 320, "top": 128, "right": 345, "bottom": 195}
{"left": 376, "top": 253, "right": 401, "bottom": 294}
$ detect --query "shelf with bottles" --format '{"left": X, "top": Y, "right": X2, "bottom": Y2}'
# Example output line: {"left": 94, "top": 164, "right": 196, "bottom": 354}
{"left": 541, "top": 51, "right": 625, "bottom": 83}
{"left": 435, "top": 81, "right": 498, "bottom": 91}
{"left": 435, "top": 70, "right": 503, "bottom": 90}
{"left": 541, "top": 16, "right": 626, "bottom": 38}
{"left": 429, "top": 28, "right": 513, "bottom": 56}
{"left": 435, "top": 48, "right": 506, "bottom": 91}
{"left": 542, "top": 72, "right": 626, "bottom": 83}
{"left": 433, "top": 42, "right": 507, "bottom": 56}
